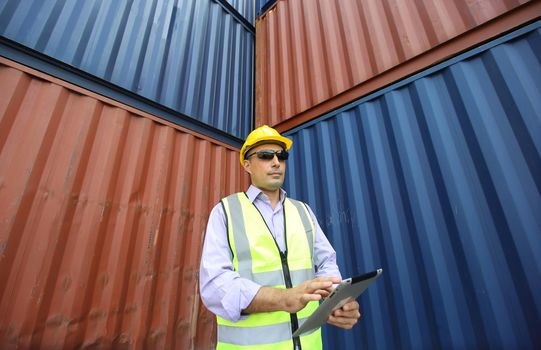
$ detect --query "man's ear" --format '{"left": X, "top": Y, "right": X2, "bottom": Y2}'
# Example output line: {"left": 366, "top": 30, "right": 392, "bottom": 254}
{"left": 243, "top": 160, "right": 252, "bottom": 175}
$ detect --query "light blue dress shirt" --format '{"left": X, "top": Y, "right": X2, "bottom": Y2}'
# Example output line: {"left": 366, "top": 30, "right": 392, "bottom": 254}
{"left": 199, "top": 185, "right": 342, "bottom": 322}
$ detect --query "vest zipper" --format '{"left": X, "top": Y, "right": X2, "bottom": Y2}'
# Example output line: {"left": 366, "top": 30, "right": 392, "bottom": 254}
{"left": 280, "top": 252, "right": 301, "bottom": 350}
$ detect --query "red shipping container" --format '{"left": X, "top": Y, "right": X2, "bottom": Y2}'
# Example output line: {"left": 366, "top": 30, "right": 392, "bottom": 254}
{"left": 0, "top": 57, "right": 249, "bottom": 349}
{"left": 256, "top": 0, "right": 539, "bottom": 132}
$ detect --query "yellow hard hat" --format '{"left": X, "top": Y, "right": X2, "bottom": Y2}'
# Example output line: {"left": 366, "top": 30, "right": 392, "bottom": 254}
{"left": 240, "top": 125, "right": 293, "bottom": 165}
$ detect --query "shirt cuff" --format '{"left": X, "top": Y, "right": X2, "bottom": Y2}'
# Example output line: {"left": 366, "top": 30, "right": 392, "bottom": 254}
{"left": 222, "top": 278, "right": 262, "bottom": 322}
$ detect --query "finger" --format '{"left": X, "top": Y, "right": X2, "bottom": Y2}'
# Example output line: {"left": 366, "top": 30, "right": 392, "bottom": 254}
{"left": 313, "top": 289, "right": 331, "bottom": 297}
{"left": 330, "top": 307, "right": 357, "bottom": 318}
{"left": 342, "top": 300, "right": 359, "bottom": 312}
{"left": 307, "top": 276, "right": 342, "bottom": 293}
{"left": 327, "top": 315, "right": 358, "bottom": 329}
{"left": 307, "top": 280, "right": 334, "bottom": 291}
{"left": 300, "top": 293, "right": 322, "bottom": 304}
{"left": 327, "top": 315, "right": 357, "bottom": 327}
{"left": 314, "top": 276, "right": 342, "bottom": 284}
{"left": 333, "top": 308, "right": 361, "bottom": 319}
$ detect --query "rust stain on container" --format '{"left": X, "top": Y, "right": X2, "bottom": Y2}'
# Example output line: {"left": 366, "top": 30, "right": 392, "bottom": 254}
{"left": 0, "top": 58, "right": 249, "bottom": 349}
{"left": 256, "top": 0, "right": 538, "bottom": 130}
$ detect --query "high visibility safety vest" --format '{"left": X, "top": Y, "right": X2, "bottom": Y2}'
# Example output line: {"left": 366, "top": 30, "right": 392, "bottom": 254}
{"left": 217, "top": 192, "right": 322, "bottom": 350}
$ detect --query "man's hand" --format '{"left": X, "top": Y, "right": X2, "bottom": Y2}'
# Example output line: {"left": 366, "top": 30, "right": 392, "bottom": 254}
{"left": 242, "top": 276, "right": 341, "bottom": 315}
{"left": 327, "top": 300, "right": 361, "bottom": 329}
{"left": 282, "top": 276, "right": 341, "bottom": 313}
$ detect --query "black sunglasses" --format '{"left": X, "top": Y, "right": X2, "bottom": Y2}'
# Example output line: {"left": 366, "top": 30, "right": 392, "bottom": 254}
{"left": 246, "top": 149, "right": 289, "bottom": 161}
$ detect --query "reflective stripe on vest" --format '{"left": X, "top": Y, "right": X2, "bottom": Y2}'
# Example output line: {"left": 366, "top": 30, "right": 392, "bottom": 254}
{"left": 217, "top": 192, "right": 322, "bottom": 350}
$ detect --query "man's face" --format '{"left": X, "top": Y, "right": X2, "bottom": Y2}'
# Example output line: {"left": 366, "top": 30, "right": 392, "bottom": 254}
{"left": 243, "top": 143, "right": 287, "bottom": 191}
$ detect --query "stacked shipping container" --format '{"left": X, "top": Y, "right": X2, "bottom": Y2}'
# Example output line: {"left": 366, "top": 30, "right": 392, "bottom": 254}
{"left": 1, "top": 0, "right": 540, "bottom": 348}
{"left": 284, "top": 24, "right": 541, "bottom": 349}
{"left": 0, "top": 0, "right": 254, "bottom": 348}
{"left": 256, "top": 0, "right": 539, "bottom": 130}
{"left": 226, "top": 0, "right": 256, "bottom": 24}
{"left": 0, "top": 0, "right": 254, "bottom": 139}
{"left": 0, "top": 56, "right": 250, "bottom": 349}
{"left": 256, "top": 0, "right": 541, "bottom": 349}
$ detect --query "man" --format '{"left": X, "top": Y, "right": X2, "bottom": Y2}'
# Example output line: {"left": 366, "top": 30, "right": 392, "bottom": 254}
{"left": 200, "top": 125, "right": 361, "bottom": 349}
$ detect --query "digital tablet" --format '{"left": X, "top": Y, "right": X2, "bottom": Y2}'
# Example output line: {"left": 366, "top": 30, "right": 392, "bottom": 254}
{"left": 292, "top": 268, "right": 383, "bottom": 337}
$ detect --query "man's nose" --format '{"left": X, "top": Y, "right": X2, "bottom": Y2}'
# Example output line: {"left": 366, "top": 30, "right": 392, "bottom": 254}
{"left": 271, "top": 154, "right": 280, "bottom": 166}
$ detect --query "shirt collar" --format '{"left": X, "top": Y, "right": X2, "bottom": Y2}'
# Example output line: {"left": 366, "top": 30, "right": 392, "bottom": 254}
{"left": 246, "top": 184, "right": 287, "bottom": 203}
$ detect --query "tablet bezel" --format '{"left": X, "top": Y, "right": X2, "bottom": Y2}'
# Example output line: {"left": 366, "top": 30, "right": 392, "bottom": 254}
{"left": 292, "top": 268, "right": 382, "bottom": 337}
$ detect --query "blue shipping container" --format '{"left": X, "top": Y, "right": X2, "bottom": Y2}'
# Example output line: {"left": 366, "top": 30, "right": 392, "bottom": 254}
{"left": 284, "top": 22, "right": 541, "bottom": 349}
{"left": 225, "top": 0, "right": 255, "bottom": 24}
{"left": 0, "top": 0, "right": 254, "bottom": 139}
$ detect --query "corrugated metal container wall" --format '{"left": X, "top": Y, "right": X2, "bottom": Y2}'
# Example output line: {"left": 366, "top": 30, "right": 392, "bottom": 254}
{"left": 256, "top": 0, "right": 537, "bottom": 129}
{"left": 0, "top": 57, "right": 249, "bottom": 349}
{"left": 0, "top": 0, "right": 254, "bottom": 139}
{"left": 226, "top": 0, "right": 255, "bottom": 24}
{"left": 283, "top": 24, "right": 541, "bottom": 349}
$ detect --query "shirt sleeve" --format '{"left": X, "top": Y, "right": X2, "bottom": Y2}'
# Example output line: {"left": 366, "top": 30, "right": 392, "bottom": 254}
{"left": 306, "top": 204, "right": 343, "bottom": 280}
{"left": 199, "top": 203, "right": 261, "bottom": 322}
